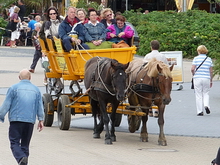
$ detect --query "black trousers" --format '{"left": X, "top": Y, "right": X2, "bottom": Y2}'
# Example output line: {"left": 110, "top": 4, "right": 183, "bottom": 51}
{"left": 30, "top": 49, "right": 42, "bottom": 70}
{"left": 9, "top": 122, "right": 34, "bottom": 163}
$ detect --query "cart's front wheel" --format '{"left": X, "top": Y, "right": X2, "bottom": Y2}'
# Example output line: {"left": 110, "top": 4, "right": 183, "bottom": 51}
{"left": 57, "top": 95, "right": 71, "bottom": 130}
{"left": 42, "top": 93, "right": 54, "bottom": 127}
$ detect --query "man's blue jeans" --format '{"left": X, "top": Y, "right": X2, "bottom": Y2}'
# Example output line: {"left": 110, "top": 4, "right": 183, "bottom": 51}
{"left": 62, "top": 38, "right": 89, "bottom": 51}
{"left": 9, "top": 122, "right": 34, "bottom": 163}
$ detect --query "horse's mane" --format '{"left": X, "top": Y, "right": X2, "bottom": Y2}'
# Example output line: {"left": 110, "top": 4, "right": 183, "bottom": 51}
{"left": 144, "top": 58, "right": 172, "bottom": 78}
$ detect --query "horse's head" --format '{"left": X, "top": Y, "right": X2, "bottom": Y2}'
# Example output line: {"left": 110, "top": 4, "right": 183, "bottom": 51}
{"left": 156, "top": 63, "right": 174, "bottom": 105}
{"left": 111, "top": 60, "right": 129, "bottom": 101}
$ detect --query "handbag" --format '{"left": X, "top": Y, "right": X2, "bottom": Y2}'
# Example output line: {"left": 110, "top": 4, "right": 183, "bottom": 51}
{"left": 191, "top": 56, "right": 208, "bottom": 89}
{"left": 112, "top": 40, "right": 130, "bottom": 48}
{"left": 191, "top": 78, "right": 194, "bottom": 89}
{"left": 9, "top": 20, "right": 18, "bottom": 32}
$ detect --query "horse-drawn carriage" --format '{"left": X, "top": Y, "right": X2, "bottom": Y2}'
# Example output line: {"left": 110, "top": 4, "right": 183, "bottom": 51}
{"left": 40, "top": 38, "right": 173, "bottom": 145}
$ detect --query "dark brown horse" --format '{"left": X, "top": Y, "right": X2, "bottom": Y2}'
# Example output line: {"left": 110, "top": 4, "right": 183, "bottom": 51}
{"left": 127, "top": 58, "right": 173, "bottom": 146}
{"left": 84, "top": 57, "right": 129, "bottom": 144}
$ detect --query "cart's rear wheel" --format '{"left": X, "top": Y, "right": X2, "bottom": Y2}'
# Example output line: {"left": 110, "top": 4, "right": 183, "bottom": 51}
{"left": 115, "top": 113, "right": 122, "bottom": 127}
{"left": 42, "top": 93, "right": 54, "bottom": 127}
{"left": 57, "top": 95, "right": 71, "bottom": 130}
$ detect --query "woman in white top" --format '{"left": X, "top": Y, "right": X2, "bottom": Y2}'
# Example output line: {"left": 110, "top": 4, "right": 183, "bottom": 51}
{"left": 44, "top": 6, "right": 62, "bottom": 39}
{"left": 191, "top": 45, "right": 213, "bottom": 116}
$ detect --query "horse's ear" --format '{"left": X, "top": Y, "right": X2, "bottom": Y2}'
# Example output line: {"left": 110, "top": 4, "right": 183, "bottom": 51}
{"left": 170, "top": 64, "right": 174, "bottom": 72}
{"left": 157, "top": 64, "right": 162, "bottom": 73}
{"left": 123, "top": 62, "right": 130, "bottom": 70}
{"left": 111, "top": 60, "right": 118, "bottom": 69}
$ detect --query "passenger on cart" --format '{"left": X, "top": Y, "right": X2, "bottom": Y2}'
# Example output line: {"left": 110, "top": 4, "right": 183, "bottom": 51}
{"left": 39, "top": 6, "right": 64, "bottom": 90}
{"left": 106, "top": 15, "right": 134, "bottom": 48}
{"left": 84, "top": 9, "right": 113, "bottom": 49}
{"left": 58, "top": 6, "right": 89, "bottom": 51}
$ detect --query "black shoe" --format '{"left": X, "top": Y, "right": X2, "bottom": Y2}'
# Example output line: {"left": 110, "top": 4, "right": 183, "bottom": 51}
{"left": 205, "top": 106, "right": 210, "bottom": 114}
{"left": 18, "top": 157, "right": 28, "bottom": 165}
{"left": 197, "top": 112, "right": 204, "bottom": 116}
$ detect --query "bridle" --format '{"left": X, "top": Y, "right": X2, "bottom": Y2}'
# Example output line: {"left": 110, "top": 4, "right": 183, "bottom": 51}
{"left": 128, "top": 68, "right": 166, "bottom": 101}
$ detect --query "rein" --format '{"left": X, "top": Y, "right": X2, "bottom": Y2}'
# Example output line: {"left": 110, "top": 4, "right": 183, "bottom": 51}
{"left": 96, "top": 58, "right": 116, "bottom": 96}
{"left": 128, "top": 65, "right": 164, "bottom": 101}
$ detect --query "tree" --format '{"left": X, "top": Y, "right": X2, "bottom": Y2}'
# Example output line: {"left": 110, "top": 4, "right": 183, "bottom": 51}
{"left": 0, "top": 0, "right": 52, "bottom": 15}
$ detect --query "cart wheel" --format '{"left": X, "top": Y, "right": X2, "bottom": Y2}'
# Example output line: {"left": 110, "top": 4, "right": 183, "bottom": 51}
{"left": 127, "top": 115, "right": 141, "bottom": 133}
{"left": 57, "top": 95, "right": 71, "bottom": 130}
{"left": 115, "top": 114, "right": 122, "bottom": 127}
{"left": 42, "top": 93, "right": 54, "bottom": 127}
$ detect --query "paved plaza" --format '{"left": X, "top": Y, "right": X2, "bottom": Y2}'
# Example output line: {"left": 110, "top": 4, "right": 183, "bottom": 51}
{"left": 0, "top": 46, "right": 219, "bottom": 165}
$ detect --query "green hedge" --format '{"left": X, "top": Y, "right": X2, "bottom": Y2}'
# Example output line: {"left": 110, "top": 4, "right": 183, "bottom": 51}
{"left": 124, "top": 10, "right": 220, "bottom": 75}
{"left": 0, "top": 17, "right": 7, "bottom": 37}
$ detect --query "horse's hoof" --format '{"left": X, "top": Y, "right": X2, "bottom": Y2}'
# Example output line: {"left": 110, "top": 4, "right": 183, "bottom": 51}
{"left": 105, "top": 138, "right": 112, "bottom": 145}
{"left": 111, "top": 136, "right": 116, "bottom": 142}
{"left": 140, "top": 137, "right": 148, "bottom": 142}
{"left": 158, "top": 140, "right": 167, "bottom": 146}
{"left": 93, "top": 133, "right": 101, "bottom": 139}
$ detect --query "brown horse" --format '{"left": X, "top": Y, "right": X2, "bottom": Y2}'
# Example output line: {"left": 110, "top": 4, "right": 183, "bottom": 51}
{"left": 84, "top": 57, "right": 129, "bottom": 144}
{"left": 127, "top": 58, "right": 173, "bottom": 146}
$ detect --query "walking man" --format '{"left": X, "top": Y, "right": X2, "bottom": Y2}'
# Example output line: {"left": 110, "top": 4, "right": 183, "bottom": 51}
{"left": 143, "top": 40, "right": 168, "bottom": 117}
{"left": 143, "top": 40, "right": 168, "bottom": 65}
{"left": 0, "top": 69, "right": 44, "bottom": 165}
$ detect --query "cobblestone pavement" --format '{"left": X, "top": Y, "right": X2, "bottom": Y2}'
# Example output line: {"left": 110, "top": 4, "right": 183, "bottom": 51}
{"left": 0, "top": 46, "right": 219, "bottom": 165}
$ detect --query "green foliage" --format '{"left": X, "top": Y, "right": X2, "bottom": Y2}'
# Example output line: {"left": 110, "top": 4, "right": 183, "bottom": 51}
{"left": 0, "top": 17, "right": 8, "bottom": 38}
{"left": 124, "top": 10, "right": 220, "bottom": 75}
{"left": 76, "top": 0, "right": 99, "bottom": 11}
{"left": 207, "top": 0, "right": 220, "bottom": 4}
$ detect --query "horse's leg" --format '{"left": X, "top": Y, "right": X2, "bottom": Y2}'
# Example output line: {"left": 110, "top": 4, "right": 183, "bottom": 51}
{"left": 157, "top": 104, "right": 167, "bottom": 146}
{"left": 109, "top": 102, "right": 119, "bottom": 142}
{"left": 91, "top": 99, "right": 103, "bottom": 138}
{"left": 99, "top": 101, "right": 112, "bottom": 144}
{"left": 140, "top": 109, "right": 148, "bottom": 142}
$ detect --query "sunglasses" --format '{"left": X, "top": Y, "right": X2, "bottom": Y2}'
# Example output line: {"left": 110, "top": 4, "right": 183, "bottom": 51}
{"left": 106, "top": 14, "right": 112, "bottom": 17}
{"left": 49, "top": 13, "right": 57, "bottom": 15}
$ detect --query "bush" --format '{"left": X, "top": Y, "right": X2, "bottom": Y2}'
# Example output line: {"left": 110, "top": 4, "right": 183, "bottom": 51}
{"left": 124, "top": 10, "right": 220, "bottom": 75}
{"left": 76, "top": 0, "right": 99, "bottom": 11}
{"left": 0, "top": 17, "right": 8, "bottom": 37}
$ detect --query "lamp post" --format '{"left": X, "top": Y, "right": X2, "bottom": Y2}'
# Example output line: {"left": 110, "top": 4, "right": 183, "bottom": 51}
{"left": 183, "top": 0, "right": 187, "bottom": 12}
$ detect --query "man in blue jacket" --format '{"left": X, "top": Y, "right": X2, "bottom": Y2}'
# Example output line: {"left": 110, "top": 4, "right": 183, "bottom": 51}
{"left": 59, "top": 6, "right": 89, "bottom": 51}
{"left": 0, "top": 69, "right": 44, "bottom": 165}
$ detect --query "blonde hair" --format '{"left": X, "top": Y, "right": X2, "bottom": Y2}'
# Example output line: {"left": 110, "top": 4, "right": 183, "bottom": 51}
{"left": 197, "top": 45, "right": 208, "bottom": 54}
{"left": 67, "top": 6, "right": 76, "bottom": 12}
{"left": 100, "top": 8, "right": 113, "bottom": 19}
{"left": 14, "top": 7, "right": 20, "bottom": 13}
{"left": 76, "top": 8, "right": 87, "bottom": 16}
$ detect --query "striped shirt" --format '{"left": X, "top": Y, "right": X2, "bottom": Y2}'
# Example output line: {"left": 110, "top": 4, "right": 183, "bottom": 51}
{"left": 192, "top": 54, "right": 213, "bottom": 79}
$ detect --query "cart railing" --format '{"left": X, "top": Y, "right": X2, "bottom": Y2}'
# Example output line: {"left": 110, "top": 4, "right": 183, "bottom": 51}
{"left": 39, "top": 37, "right": 137, "bottom": 81}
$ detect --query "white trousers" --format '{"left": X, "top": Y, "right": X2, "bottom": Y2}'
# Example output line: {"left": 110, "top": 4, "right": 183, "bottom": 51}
{"left": 11, "top": 30, "right": 20, "bottom": 41}
{"left": 194, "top": 78, "right": 210, "bottom": 114}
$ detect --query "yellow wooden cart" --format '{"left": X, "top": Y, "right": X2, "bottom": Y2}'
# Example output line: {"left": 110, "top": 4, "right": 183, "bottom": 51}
{"left": 40, "top": 38, "right": 146, "bottom": 130}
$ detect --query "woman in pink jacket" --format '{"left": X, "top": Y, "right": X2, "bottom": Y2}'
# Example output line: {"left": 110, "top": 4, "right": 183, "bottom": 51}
{"left": 106, "top": 15, "right": 134, "bottom": 44}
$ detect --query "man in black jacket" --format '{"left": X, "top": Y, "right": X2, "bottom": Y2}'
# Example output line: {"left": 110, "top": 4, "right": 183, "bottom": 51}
{"left": 18, "top": 0, "right": 26, "bottom": 22}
